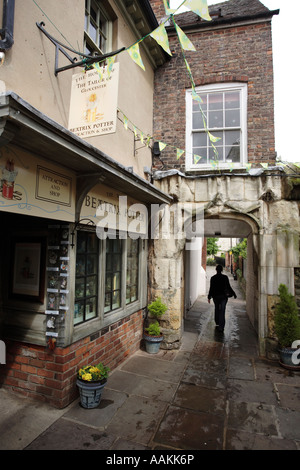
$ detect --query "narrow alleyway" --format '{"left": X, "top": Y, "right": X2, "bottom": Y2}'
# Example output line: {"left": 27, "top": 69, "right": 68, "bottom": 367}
{"left": 1, "top": 267, "right": 300, "bottom": 451}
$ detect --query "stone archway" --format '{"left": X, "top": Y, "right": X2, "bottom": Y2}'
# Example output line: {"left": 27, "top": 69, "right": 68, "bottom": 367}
{"left": 149, "top": 171, "right": 300, "bottom": 357}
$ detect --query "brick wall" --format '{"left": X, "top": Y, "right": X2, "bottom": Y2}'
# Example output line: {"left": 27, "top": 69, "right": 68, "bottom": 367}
{"left": 151, "top": 19, "right": 276, "bottom": 170}
{"left": 0, "top": 310, "right": 143, "bottom": 408}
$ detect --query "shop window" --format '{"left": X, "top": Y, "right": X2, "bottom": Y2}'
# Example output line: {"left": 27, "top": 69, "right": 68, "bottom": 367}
{"left": 126, "top": 238, "right": 139, "bottom": 304}
{"left": 84, "top": 0, "right": 112, "bottom": 55}
{"left": 186, "top": 83, "right": 247, "bottom": 170}
{"left": 75, "top": 231, "right": 99, "bottom": 325}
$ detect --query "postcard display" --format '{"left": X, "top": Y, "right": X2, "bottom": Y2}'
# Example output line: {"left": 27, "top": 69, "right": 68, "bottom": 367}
{"left": 45, "top": 225, "right": 70, "bottom": 347}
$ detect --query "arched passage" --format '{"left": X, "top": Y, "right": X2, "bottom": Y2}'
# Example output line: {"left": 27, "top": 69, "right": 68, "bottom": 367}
{"left": 184, "top": 213, "right": 259, "bottom": 341}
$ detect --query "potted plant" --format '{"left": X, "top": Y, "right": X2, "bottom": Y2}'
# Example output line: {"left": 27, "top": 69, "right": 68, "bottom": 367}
{"left": 274, "top": 284, "right": 300, "bottom": 370}
{"left": 143, "top": 297, "right": 167, "bottom": 354}
{"left": 76, "top": 362, "right": 110, "bottom": 408}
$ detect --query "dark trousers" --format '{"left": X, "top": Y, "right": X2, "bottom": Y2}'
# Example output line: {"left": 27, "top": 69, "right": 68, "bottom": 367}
{"left": 213, "top": 295, "right": 228, "bottom": 330}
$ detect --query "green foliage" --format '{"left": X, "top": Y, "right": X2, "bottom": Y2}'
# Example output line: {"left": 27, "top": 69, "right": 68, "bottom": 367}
{"left": 145, "top": 320, "right": 161, "bottom": 337}
{"left": 274, "top": 284, "right": 300, "bottom": 348}
{"left": 147, "top": 297, "right": 167, "bottom": 319}
{"left": 232, "top": 238, "right": 247, "bottom": 262}
{"left": 207, "top": 238, "right": 219, "bottom": 256}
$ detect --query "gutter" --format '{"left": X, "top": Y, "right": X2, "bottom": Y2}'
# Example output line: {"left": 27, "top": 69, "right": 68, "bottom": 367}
{"left": 0, "top": 0, "right": 15, "bottom": 51}
{"left": 166, "top": 9, "right": 280, "bottom": 34}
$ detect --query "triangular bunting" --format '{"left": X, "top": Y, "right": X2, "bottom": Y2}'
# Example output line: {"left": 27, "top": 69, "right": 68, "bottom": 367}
{"left": 246, "top": 163, "right": 252, "bottom": 172}
{"left": 192, "top": 88, "right": 203, "bottom": 104}
{"left": 106, "top": 55, "right": 116, "bottom": 77}
{"left": 176, "top": 148, "right": 185, "bottom": 160}
{"left": 150, "top": 24, "right": 172, "bottom": 56}
{"left": 193, "top": 154, "right": 202, "bottom": 164}
{"left": 127, "top": 43, "right": 145, "bottom": 70}
{"left": 123, "top": 115, "right": 128, "bottom": 130}
{"left": 133, "top": 125, "right": 138, "bottom": 138}
{"left": 260, "top": 163, "right": 268, "bottom": 169}
{"left": 185, "top": 0, "right": 211, "bottom": 21}
{"left": 208, "top": 131, "right": 221, "bottom": 143}
{"left": 174, "top": 22, "right": 196, "bottom": 51}
{"left": 159, "top": 142, "right": 167, "bottom": 151}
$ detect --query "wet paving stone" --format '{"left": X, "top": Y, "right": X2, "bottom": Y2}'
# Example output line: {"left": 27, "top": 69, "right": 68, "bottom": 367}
{"left": 172, "top": 382, "right": 226, "bottom": 416}
{"left": 154, "top": 405, "right": 224, "bottom": 450}
{"left": 227, "top": 379, "right": 278, "bottom": 405}
{"left": 227, "top": 401, "right": 278, "bottom": 436}
{"left": 225, "top": 429, "right": 298, "bottom": 450}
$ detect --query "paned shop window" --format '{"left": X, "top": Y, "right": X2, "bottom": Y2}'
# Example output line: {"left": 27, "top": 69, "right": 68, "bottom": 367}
{"left": 126, "top": 238, "right": 139, "bottom": 304}
{"left": 75, "top": 231, "right": 98, "bottom": 325}
{"left": 84, "top": 0, "right": 112, "bottom": 55}
{"left": 185, "top": 83, "right": 247, "bottom": 170}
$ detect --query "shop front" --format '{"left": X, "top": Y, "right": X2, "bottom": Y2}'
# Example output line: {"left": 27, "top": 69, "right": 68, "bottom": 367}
{"left": 0, "top": 92, "right": 171, "bottom": 408}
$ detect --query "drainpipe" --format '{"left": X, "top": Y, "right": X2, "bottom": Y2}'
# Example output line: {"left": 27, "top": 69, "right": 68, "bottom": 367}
{"left": 0, "top": 0, "right": 15, "bottom": 51}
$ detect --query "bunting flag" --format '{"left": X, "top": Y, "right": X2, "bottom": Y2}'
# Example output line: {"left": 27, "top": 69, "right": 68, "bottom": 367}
{"left": 208, "top": 131, "right": 221, "bottom": 143}
{"left": 92, "top": 62, "right": 105, "bottom": 80}
{"left": 260, "top": 162, "right": 268, "bottom": 169}
{"left": 159, "top": 141, "right": 167, "bottom": 151}
{"left": 150, "top": 24, "right": 172, "bottom": 56}
{"left": 246, "top": 163, "right": 252, "bottom": 172}
{"left": 228, "top": 162, "right": 235, "bottom": 172}
{"left": 185, "top": 0, "right": 212, "bottom": 21}
{"left": 174, "top": 22, "right": 196, "bottom": 51}
{"left": 210, "top": 159, "right": 217, "bottom": 169}
{"left": 123, "top": 115, "right": 128, "bottom": 130}
{"left": 106, "top": 55, "right": 116, "bottom": 77}
{"left": 193, "top": 154, "right": 202, "bottom": 164}
{"left": 192, "top": 88, "right": 203, "bottom": 104}
{"left": 127, "top": 43, "right": 145, "bottom": 70}
{"left": 133, "top": 125, "right": 138, "bottom": 138}
{"left": 177, "top": 148, "right": 185, "bottom": 160}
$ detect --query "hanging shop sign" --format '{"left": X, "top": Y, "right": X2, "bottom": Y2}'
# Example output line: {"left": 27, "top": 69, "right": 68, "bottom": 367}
{"left": 0, "top": 147, "right": 75, "bottom": 222}
{"left": 80, "top": 183, "right": 147, "bottom": 236}
{"left": 68, "top": 63, "right": 119, "bottom": 139}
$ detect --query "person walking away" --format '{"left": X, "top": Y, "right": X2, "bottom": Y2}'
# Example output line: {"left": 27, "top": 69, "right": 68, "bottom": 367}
{"left": 208, "top": 265, "right": 237, "bottom": 332}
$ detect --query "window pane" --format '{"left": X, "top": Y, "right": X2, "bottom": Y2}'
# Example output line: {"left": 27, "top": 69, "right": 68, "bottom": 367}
{"left": 209, "top": 146, "right": 224, "bottom": 161}
{"left": 193, "top": 132, "right": 207, "bottom": 147}
{"left": 208, "top": 110, "right": 223, "bottom": 128}
{"left": 225, "top": 92, "right": 240, "bottom": 109}
{"left": 208, "top": 93, "right": 223, "bottom": 110}
{"left": 225, "top": 109, "right": 240, "bottom": 127}
{"left": 192, "top": 112, "right": 205, "bottom": 129}
{"left": 75, "top": 231, "right": 98, "bottom": 325}
{"left": 105, "top": 239, "right": 122, "bottom": 313}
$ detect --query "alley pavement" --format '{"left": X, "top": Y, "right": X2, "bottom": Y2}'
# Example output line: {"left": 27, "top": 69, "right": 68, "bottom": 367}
{"left": 1, "top": 266, "right": 300, "bottom": 451}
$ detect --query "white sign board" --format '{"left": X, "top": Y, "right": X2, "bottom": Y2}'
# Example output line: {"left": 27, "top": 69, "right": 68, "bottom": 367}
{"left": 68, "top": 64, "right": 119, "bottom": 138}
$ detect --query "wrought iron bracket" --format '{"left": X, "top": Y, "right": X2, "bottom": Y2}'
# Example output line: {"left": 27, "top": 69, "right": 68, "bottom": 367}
{"left": 36, "top": 22, "right": 125, "bottom": 76}
{"left": 70, "top": 218, "right": 96, "bottom": 248}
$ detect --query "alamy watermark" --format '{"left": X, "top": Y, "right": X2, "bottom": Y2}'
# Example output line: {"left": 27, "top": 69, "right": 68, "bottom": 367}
{"left": 292, "top": 340, "right": 300, "bottom": 365}
{"left": 95, "top": 196, "right": 204, "bottom": 250}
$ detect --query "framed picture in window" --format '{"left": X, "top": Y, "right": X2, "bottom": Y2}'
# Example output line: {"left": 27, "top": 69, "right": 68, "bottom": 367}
{"left": 11, "top": 238, "right": 46, "bottom": 302}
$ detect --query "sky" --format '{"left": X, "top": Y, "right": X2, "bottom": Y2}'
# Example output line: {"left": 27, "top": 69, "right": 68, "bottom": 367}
{"left": 171, "top": 0, "right": 299, "bottom": 163}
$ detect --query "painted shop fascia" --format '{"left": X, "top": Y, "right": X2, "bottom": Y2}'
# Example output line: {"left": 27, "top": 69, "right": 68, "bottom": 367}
{"left": 0, "top": 92, "right": 172, "bottom": 408}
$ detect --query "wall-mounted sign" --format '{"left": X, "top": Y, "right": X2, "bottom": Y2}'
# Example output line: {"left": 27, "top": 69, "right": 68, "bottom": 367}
{"left": 68, "top": 64, "right": 119, "bottom": 139}
{"left": 36, "top": 166, "right": 72, "bottom": 206}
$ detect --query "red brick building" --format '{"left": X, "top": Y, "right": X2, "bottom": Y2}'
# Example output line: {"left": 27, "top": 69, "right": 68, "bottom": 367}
{"left": 150, "top": 0, "right": 279, "bottom": 172}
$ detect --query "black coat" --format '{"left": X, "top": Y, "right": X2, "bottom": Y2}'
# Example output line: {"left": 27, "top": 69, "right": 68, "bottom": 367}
{"left": 208, "top": 273, "right": 236, "bottom": 300}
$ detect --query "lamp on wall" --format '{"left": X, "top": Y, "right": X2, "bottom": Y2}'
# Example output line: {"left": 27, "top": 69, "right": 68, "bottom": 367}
{"left": 152, "top": 141, "right": 161, "bottom": 158}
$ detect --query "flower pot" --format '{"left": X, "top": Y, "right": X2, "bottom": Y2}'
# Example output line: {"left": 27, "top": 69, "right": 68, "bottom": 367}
{"left": 279, "top": 348, "right": 300, "bottom": 371}
{"left": 76, "top": 379, "right": 107, "bottom": 408}
{"left": 143, "top": 333, "right": 163, "bottom": 354}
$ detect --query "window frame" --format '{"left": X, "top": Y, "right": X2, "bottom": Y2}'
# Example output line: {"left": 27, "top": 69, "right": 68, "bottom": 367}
{"left": 72, "top": 230, "right": 146, "bottom": 343}
{"left": 84, "top": 0, "right": 112, "bottom": 56}
{"left": 185, "top": 82, "right": 248, "bottom": 171}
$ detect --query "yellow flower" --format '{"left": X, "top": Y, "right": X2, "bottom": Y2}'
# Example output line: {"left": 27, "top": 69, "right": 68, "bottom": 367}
{"left": 82, "top": 373, "right": 92, "bottom": 381}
